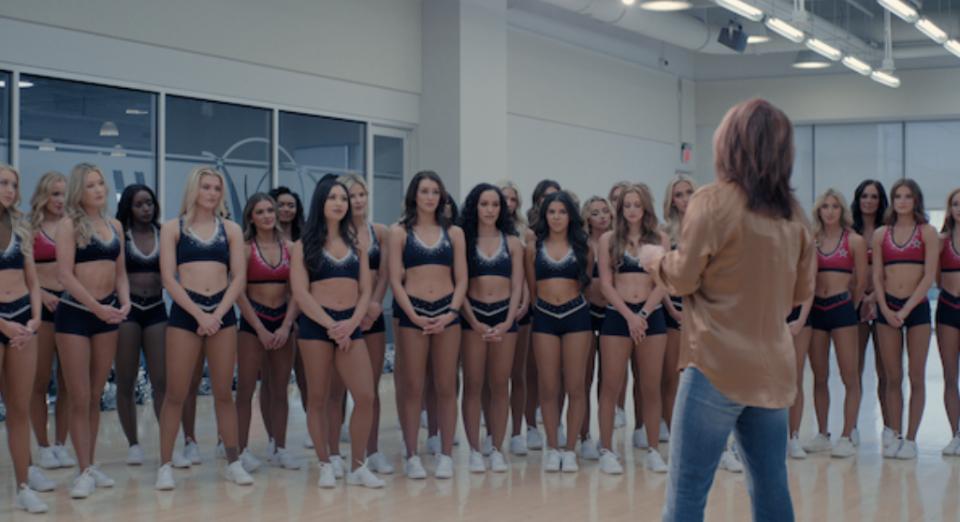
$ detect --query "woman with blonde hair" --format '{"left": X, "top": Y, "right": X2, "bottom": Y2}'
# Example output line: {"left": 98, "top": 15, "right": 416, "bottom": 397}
{"left": 55, "top": 163, "right": 131, "bottom": 499}
{"left": 608, "top": 181, "right": 630, "bottom": 209}
{"left": 155, "top": 166, "right": 251, "bottom": 489}
{"left": 938, "top": 188, "right": 960, "bottom": 455}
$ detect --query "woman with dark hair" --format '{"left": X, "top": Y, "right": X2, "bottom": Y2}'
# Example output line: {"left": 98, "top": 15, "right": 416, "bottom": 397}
{"left": 114, "top": 184, "right": 168, "bottom": 466}
{"left": 938, "top": 188, "right": 960, "bottom": 455}
{"left": 873, "top": 178, "right": 938, "bottom": 459}
{"left": 290, "top": 179, "right": 383, "bottom": 489}
{"left": 641, "top": 98, "right": 816, "bottom": 521}
{"left": 851, "top": 179, "right": 892, "bottom": 444}
{"left": 526, "top": 180, "right": 561, "bottom": 234}
{"left": 389, "top": 170, "right": 468, "bottom": 479}
{"left": 458, "top": 183, "right": 524, "bottom": 473}
{"left": 525, "top": 190, "right": 593, "bottom": 473}
{"left": 270, "top": 187, "right": 305, "bottom": 242}
{"left": 234, "top": 193, "right": 300, "bottom": 472}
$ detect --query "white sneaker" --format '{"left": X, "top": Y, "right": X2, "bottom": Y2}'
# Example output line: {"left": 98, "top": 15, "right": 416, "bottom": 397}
{"left": 896, "top": 439, "right": 918, "bottom": 460}
{"left": 15, "top": 485, "right": 49, "bottom": 514}
{"left": 882, "top": 427, "right": 895, "bottom": 448}
{"left": 659, "top": 419, "right": 670, "bottom": 442}
{"left": 469, "top": 449, "right": 487, "bottom": 473}
{"left": 225, "top": 460, "right": 254, "bottom": 485}
{"left": 599, "top": 449, "right": 623, "bottom": 475}
{"left": 558, "top": 425, "right": 567, "bottom": 448}
{"left": 70, "top": 469, "right": 96, "bottom": 499}
{"left": 536, "top": 407, "right": 543, "bottom": 425}
{"left": 831, "top": 437, "right": 856, "bottom": 458}
{"left": 527, "top": 429, "right": 544, "bottom": 450}
{"left": 480, "top": 411, "right": 486, "bottom": 426}
{"left": 317, "top": 462, "right": 337, "bottom": 488}
{"left": 614, "top": 407, "right": 627, "bottom": 429}
{"left": 240, "top": 448, "right": 261, "bottom": 473}
{"left": 510, "top": 434, "right": 528, "bottom": 455}
{"left": 633, "top": 428, "right": 649, "bottom": 449}
{"left": 266, "top": 437, "right": 276, "bottom": 457}
{"left": 850, "top": 428, "right": 860, "bottom": 447}
{"left": 420, "top": 410, "right": 429, "bottom": 428}
{"left": 155, "top": 462, "right": 175, "bottom": 490}
{"left": 347, "top": 461, "right": 386, "bottom": 489}
{"left": 544, "top": 448, "right": 562, "bottom": 472}
{"left": 803, "top": 433, "right": 832, "bottom": 453}
{"left": 883, "top": 434, "right": 903, "bottom": 458}
{"left": 718, "top": 449, "right": 743, "bottom": 472}
{"left": 787, "top": 432, "right": 807, "bottom": 459}
{"left": 454, "top": 434, "right": 461, "bottom": 446}
{"left": 90, "top": 463, "right": 115, "bottom": 487}
{"left": 126, "top": 444, "right": 144, "bottom": 465}
{"left": 340, "top": 423, "right": 351, "bottom": 443}
{"left": 435, "top": 454, "right": 454, "bottom": 479}
{"left": 27, "top": 466, "right": 56, "bottom": 492}
{"left": 215, "top": 440, "right": 227, "bottom": 459}
{"left": 184, "top": 439, "right": 202, "bottom": 464}
{"left": 482, "top": 435, "right": 493, "bottom": 456}
{"left": 943, "top": 432, "right": 960, "bottom": 456}
{"left": 425, "top": 435, "right": 441, "bottom": 456}
{"left": 53, "top": 443, "right": 76, "bottom": 467}
{"left": 271, "top": 448, "right": 302, "bottom": 470}
{"left": 37, "top": 446, "right": 61, "bottom": 469}
{"left": 367, "top": 452, "right": 395, "bottom": 474}
{"left": 330, "top": 455, "right": 345, "bottom": 478}
{"left": 561, "top": 450, "right": 579, "bottom": 473}
{"left": 172, "top": 449, "right": 192, "bottom": 469}
{"left": 489, "top": 448, "right": 509, "bottom": 473}
{"left": 580, "top": 437, "right": 600, "bottom": 460}
{"left": 645, "top": 449, "right": 668, "bottom": 473}
{"left": 304, "top": 432, "right": 314, "bottom": 449}
{"left": 406, "top": 456, "right": 427, "bottom": 479}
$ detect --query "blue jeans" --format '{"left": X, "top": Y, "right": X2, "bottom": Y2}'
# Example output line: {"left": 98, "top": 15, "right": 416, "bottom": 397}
{"left": 662, "top": 368, "right": 794, "bottom": 522}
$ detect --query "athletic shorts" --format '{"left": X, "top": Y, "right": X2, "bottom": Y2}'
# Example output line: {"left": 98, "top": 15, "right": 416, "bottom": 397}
{"left": 239, "top": 300, "right": 288, "bottom": 335}
{"left": 55, "top": 292, "right": 120, "bottom": 337}
{"left": 124, "top": 294, "right": 168, "bottom": 328}
{"left": 665, "top": 295, "right": 682, "bottom": 330}
{"left": 787, "top": 305, "right": 812, "bottom": 327}
{"left": 937, "top": 290, "right": 960, "bottom": 329}
{"left": 532, "top": 295, "right": 591, "bottom": 337}
{"left": 168, "top": 289, "right": 237, "bottom": 334}
{"left": 394, "top": 294, "right": 460, "bottom": 330}
{"left": 589, "top": 303, "right": 606, "bottom": 333}
{"left": 811, "top": 292, "right": 858, "bottom": 332}
{"left": 462, "top": 297, "right": 517, "bottom": 333}
{"left": 876, "top": 293, "right": 930, "bottom": 329}
{"left": 0, "top": 294, "right": 32, "bottom": 345}
{"left": 601, "top": 301, "right": 667, "bottom": 338}
{"left": 298, "top": 307, "right": 363, "bottom": 343}
{"left": 40, "top": 288, "right": 63, "bottom": 323}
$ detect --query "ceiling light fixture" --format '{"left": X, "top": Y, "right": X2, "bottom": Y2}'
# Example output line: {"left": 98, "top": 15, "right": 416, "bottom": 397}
{"left": 877, "top": 0, "right": 918, "bottom": 23}
{"left": 870, "top": 70, "right": 901, "bottom": 88}
{"left": 914, "top": 18, "right": 948, "bottom": 44}
{"left": 111, "top": 144, "right": 126, "bottom": 157}
{"left": 805, "top": 38, "right": 842, "bottom": 61}
{"left": 639, "top": 0, "right": 692, "bottom": 11}
{"left": 715, "top": 0, "right": 764, "bottom": 22}
{"left": 39, "top": 138, "right": 55, "bottom": 152}
{"left": 945, "top": 40, "right": 960, "bottom": 59}
{"left": 742, "top": 20, "right": 770, "bottom": 43}
{"left": 765, "top": 17, "right": 805, "bottom": 43}
{"left": 99, "top": 121, "right": 119, "bottom": 137}
{"left": 0, "top": 80, "right": 34, "bottom": 88}
{"left": 841, "top": 56, "right": 873, "bottom": 75}
{"left": 622, "top": 0, "right": 637, "bottom": 5}
{"left": 793, "top": 50, "right": 832, "bottom": 69}
{"left": 125, "top": 109, "right": 149, "bottom": 115}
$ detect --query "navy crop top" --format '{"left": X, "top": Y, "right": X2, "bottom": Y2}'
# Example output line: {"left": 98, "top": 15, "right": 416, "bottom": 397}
{"left": 125, "top": 228, "right": 160, "bottom": 274}
{"left": 0, "top": 234, "right": 25, "bottom": 271}
{"left": 534, "top": 243, "right": 580, "bottom": 281}
{"left": 177, "top": 217, "right": 229, "bottom": 266}
{"left": 75, "top": 221, "right": 121, "bottom": 264}
{"left": 367, "top": 222, "right": 381, "bottom": 271}
{"left": 309, "top": 247, "right": 360, "bottom": 282}
{"left": 402, "top": 227, "right": 453, "bottom": 269}
{"left": 471, "top": 232, "right": 512, "bottom": 279}
{"left": 616, "top": 251, "right": 647, "bottom": 274}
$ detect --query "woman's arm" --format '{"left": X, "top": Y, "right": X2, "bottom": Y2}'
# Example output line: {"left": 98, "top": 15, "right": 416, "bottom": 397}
{"left": 236, "top": 243, "right": 276, "bottom": 348}
{"left": 645, "top": 192, "right": 717, "bottom": 296}
{"left": 160, "top": 221, "right": 204, "bottom": 318}
{"left": 215, "top": 221, "right": 248, "bottom": 320}
{"left": 111, "top": 218, "right": 131, "bottom": 316}
{"left": 388, "top": 224, "right": 427, "bottom": 329}
{"left": 525, "top": 241, "right": 537, "bottom": 308}
{"left": 56, "top": 218, "right": 117, "bottom": 322}
{"left": 598, "top": 232, "right": 647, "bottom": 341}
{"left": 289, "top": 241, "right": 337, "bottom": 330}
{"left": 849, "top": 232, "right": 868, "bottom": 308}
{"left": 504, "top": 236, "right": 525, "bottom": 328}
{"left": 897, "top": 224, "right": 940, "bottom": 317}
{"left": 16, "top": 255, "right": 43, "bottom": 345}
{"left": 369, "top": 223, "right": 391, "bottom": 310}
{"left": 447, "top": 225, "right": 469, "bottom": 317}
{"left": 871, "top": 227, "right": 899, "bottom": 326}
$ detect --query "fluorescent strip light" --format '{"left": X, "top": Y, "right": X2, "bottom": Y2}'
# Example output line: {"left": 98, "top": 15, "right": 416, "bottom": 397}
{"left": 765, "top": 18, "right": 805, "bottom": 43}
{"left": 878, "top": 0, "right": 918, "bottom": 23}
{"left": 915, "top": 19, "right": 948, "bottom": 44}
{"left": 622, "top": 0, "right": 636, "bottom": 5}
{"left": 715, "top": 0, "right": 764, "bottom": 22}
{"left": 0, "top": 81, "right": 33, "bottom": 88}
{"left": 945, "top": 40, "right": 960, "bottom": 59}
{"left": 841, "top": 56, "right": 872, "bottom": 76}
{"left": 871, "top": 70, "right": 901, "bottom": 88}
{"left": 640, "top": 0, "right": 692, "bottom": 11}
{"left": 805, "top": 38, "right": 842, "bottom": 61}
{"left": 747, "top": 35, "right": 770, "bottom": 43}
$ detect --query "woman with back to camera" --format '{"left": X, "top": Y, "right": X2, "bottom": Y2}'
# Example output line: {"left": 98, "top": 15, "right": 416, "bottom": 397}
{"left": 154, "top": 166, "right": 251, "bottom": 490}
{"left": 802, "top": 189, "right": 867, "bottom": 459}
{"left": 114, "top": 185, "right": 168, "bottom": 467}
{"left": 852, "top": 180, "right": 893, "bottom": 445}
{"left": 234, "top": 193, "right": 301, "bottom": 472}
{"left": 0, "top": 164, "right": 49, "bottom": 513}
{"left": 596, "top": 184, "right": 669, "bottom": 474}
{"left": 55, "top": 163, "right": 131, "bottom": 499}
{"left": 290, "top": 178, "right": 384, "bottom": 489}
{"left": 873, "top": 179, "right": 938, "bottom": 459}
{"left": 938, "top": 188, "right": 960, "bottom": 455}
{"left": 641, "top": 99, "right": 816, "bottom": 521}
{"left": 458, "top": 183, "right": 524, "bottom": 473}
{"left": 526, "top": 190, "right": 593, "bottom": 473}
{"left": 27, "top": 171, "right": 75, "bottom": 472}
{"left": 390, "top": 171, "right": 467, "bottom": 479}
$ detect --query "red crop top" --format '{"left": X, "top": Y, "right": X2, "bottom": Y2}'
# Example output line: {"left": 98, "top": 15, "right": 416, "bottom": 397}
{"left": 247, "top": 238, "right": 290, "bottom": 284}
{"left": 817, "top": 230, "right": 854, "bottom": 273}
{"left": 33, "top": 229, "right": 57, "bottom": 264}
{"left": 942, "top": 235, "right": 960, "bottom": 273}
{"left": 881, "top": 225, "right": 925, "bottom": 266}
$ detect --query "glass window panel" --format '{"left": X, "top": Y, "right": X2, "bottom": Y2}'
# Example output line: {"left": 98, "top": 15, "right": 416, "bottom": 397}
{"left": 793, "top": 126, "right": 813, "bottom": 214}
{"left": 278, "top": 112, "right": 364, "bottom": 214}
{"left": 905, "top": 121, "right": 960, "bottom": 211}
{"left": 165, "top": 96, "right": 270, "bottom": 223}
{"left": 373, "top": 135, "right": 404, "bottom": 225}
{"left": 0, "top": 72, "right": 9, "bottom": 164}
{"left": 18, "top": 75, "right": 156, "bottom": 213}
{"left": 814, "top": 123, "right": 902, "bottom": 211}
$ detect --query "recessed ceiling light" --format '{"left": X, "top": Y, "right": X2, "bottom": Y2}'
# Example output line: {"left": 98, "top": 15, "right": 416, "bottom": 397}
{"left": 793, "top": 50, "right": 831, "bottom": 69}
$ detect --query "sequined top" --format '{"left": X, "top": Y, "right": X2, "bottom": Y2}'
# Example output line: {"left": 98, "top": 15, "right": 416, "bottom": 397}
{"left": 534, "top": 244, "right": 580, "bottom": 281}
{"left": 470, "top": 232, "right": 512, "bottom": 279}
{"left": 75, "top": 222, "right": 121, "bottom": 264}
{"left": 366, "top": 222, "right": 381, "bottom": 271}
{"left": 817, "top": 230, "right": 854, "bottom": 274}
{"left": 33, "top": 229, "right": 57, "bottom": 264}
{"left": 942, "top": 234, "right": 960, "bottom": 273}
{"left": 176, "top": 217, "right": 229, "bottom": 266}
{"left": 309, "top": 247, "right": 360, "bottom": 282}
{"left": 125, "top": 227, "right": 160, "bottom": 274}
{"left": 881, "top": 225, "right": 924, "bottom": 266}
{"left": 0, "top": 234, "right": 25, "bottom": 271}
{"left": 402, "top": 227, "right": 452, "bottom": 269}
{"left": 248, "top": 238, "right": 290, "bottom": 284}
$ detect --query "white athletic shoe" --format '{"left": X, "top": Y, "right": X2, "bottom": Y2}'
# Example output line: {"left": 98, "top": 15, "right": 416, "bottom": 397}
{"left": 895, "top": 439, "right": 918, "bottom": 460}
{"left": 614, "top": 407, "right": 627, "bottom": 429}
{"left": 850, "top": 428, "right": 860, "bottom": 447}
{"left": 454, "top": 434, "right": 461, "bottom": 446}
{"left": 54, "top": 443, "right": 76, "bottom": 467}
{"left": 347, "top": 461, "right": 386, "bottom": 489}
{"left": 787, "top": 432, "right": 807, "bottom": 459}
{"left": 527, "top": 429, "right": 544, "bottom": 450}
{"left": 943, "top": 432, "right": 960, "bottom": 456}
{"left": 340, "top": 423, "right": 351, "bottom": 444}
{"left": 271, "top": 448, "right": 302, "bottom": 470}
{"left": 215, "top": 440, "right": 227, "bottom": 459}
{"left": 304, "top": 432, "right": 314, "bottom": 449}
{"left": 435, "top": 454, "right": 454, "bottom": 479}
{"left": 90, "top": 463, "right": 115, "bottom": 487}
{"left": 659, "top": 419, "right": 670, "bottom": 442}
{"left": 633, "top": 428, "right": 649, "bottom": 449}
{"left": 406, "top": 456, "right": 427, "bottom": 479}
{"left": 482, "top": 435, "right": 493, "bottom": 456}
{"left": 184, "top": 439, "right": 202, "bottom": 464}
{"left": 330, "top": 455, "right": 346, "bottom": 478}
{"left": 469, "top": 449, "right": 487, "bottom": 473}
{"left": 580, "top": 437, "right": 600, "bottom": 460}
{"left": 489, "top": 448, "right": 509, "bottom": 473}
{"left": 172, "top": 449, "right": 192, "bottom": 469}
{"left": 425, "top": 435, "right": 441, "bottom": 456}
{"left": 558, "top": 425, "right": 567, "bottom": 448}
{"left": 882, "top": 427, "right": 896, "bottom": 449}
{"left": 126, "top": 444, "right": 144, "bottom": 465}
{"left": 317, "top": 462, "right": 337, "bottom": 488}
{"left": 803, "top": 433, "right": 832, "bottom": 453}
{"left": 536, "top": 407, "right": 543, "bottom": 425}
{"left": 69, "top": 468, "right": 96, "bottom": 499}
{"left": 718, "top": 449, "right": 743, "bottom": 472}
{"left": 420, "top": 410, "right": 429, "bottom": 428}
{"left": 15, "top": 485, "right": 49, "bottom": 514}
{"left": 599, "top": 449, "right": 623, "bottom": 475}
{"left": 26, "top": 466, "right": 55, "bottom": 493}
{"left": 480, "top": 411, "right": 486, "bottom": 426}
{"left": 266, "top": 437, "right": 276, "bottom": 457}
{"left": 510, "top": 434, "right": 529, "bottom": 455}
{"left": 239, "top": 448, "right": 261, "bottom": 472}
{"left": 561, "top": 450, "right": 579, "bottom": 473}
{"left": 645, "top": 449, "right": 668, "bottom": 473}
{"left": 544, "top": 449, "right": 562, "bottom": 472}
{"left": 883, "top": 434, "right": 903, "bottom": 458}
{"left": 37, "top": 446, "right": 61, "bottom": 469}
{"left": 155, "top": 462, "right": 175, "bottom": 491}
{"left": 831, "top": 437, "right": 856, "bottom": 458}
{"left": 366, "top": 452, "right": 395, "bottom": 474}
{"left": 225, "top": 460, "right": 254, "bottom": 485}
